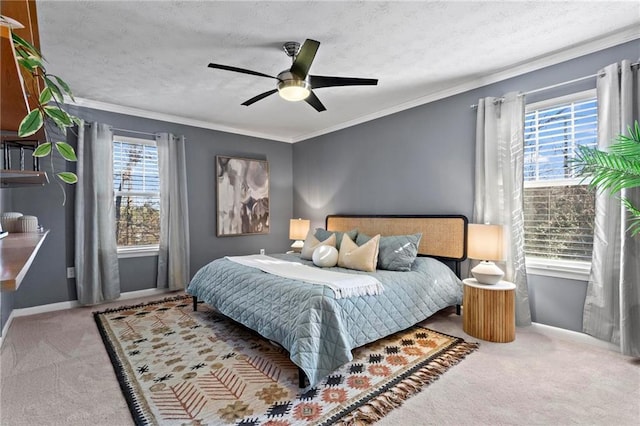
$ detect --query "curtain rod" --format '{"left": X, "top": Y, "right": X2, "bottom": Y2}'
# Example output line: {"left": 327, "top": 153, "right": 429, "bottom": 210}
{"left": 110, "top": 127, "right": 156, "bottom": 137}
{"left": 469, "top": 60, "right": 639, "bottom": 109}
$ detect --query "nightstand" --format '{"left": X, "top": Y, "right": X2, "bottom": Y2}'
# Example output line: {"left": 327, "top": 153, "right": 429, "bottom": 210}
{"left": 462, "top": 278, "right": 516, "bottom": 343}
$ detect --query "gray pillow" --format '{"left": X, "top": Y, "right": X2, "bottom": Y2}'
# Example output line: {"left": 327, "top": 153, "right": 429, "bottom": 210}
{"left": 315, "top": 228, "right": 358, "bottom": 250}
{"left": 357, "top": 233, "right": 422, "bottom": 271}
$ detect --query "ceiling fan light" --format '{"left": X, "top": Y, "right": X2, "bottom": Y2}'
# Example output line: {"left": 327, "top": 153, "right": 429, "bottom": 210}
{"left": 278, "top": 79, "right": 311, "bottom": 102}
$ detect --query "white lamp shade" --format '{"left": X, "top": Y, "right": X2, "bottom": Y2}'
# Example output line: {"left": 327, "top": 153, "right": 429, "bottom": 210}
{"left": 467, "top": 223, "right": 505, "bottom": 262}
{"left": 289, "top": 218, "right": 310, "bottom": 241}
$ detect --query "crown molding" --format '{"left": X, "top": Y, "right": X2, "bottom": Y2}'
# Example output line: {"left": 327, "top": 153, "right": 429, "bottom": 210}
{"left": 64, "top": 97, "right": 294, "bottom": 143}
{"left": 64, "top": 26, "right": 638, "bottom": 145}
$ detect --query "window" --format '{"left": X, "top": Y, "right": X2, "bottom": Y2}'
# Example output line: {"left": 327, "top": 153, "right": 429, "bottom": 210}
{"left": 523, "top": 90, "right": 597, "bottom": 278}
{"left": 113, "top": 136, "right": 160, "bottom": 256}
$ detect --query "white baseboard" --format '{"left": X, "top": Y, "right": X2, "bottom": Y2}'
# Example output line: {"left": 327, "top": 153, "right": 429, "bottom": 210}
{"left": 531, "top": 322, "right": 619, "bottom": 352}
{"left": 1, "top": 288, "right": 174, "bottom": 345}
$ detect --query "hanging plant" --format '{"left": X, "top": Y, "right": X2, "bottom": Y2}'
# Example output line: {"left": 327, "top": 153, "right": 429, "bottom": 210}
{"left": 4, "top": 16, "right": 79, "bottom": 187}
{"left": 574, "top": 120, "right": 640, "bottom": 236}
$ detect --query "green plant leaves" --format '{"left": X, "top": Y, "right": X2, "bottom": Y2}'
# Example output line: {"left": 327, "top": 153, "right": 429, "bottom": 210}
{"left": 10, "top": 28, "right": 79, "bottom": 190}
{"left": 42, "top": 75, "right": 75, "bottom": 103}
{"left": 574, "top": 119, "right": 640, "bottom": 237}
{"left": 575, "top": 145, "right": 640, "bottom": 193}
{"left": 39, "top": 87, "right": 53, "bottom": 104}
{"left": 11, "top": 32, "right": 42, "bottom": 59}
{"left": 18, "top": 109, "right": 44, "bottom": 137}
{"left": 622, "top": 198, "right": 640, "bottom": 236}
{"left": 32, "top": 142, "right": 52, "bottom": 157}
{"left": 57, "top": 172, "right": 78, "bottom": 184}
{"left": 610, "top": 121, "right": 640, "bottom": 158}
{"left": 44, "top": 77, "right": 65, "bottom": 103}
{"left": 32, "top": 142, "right": 76, "bottom": 161}
{"left": 55, "top": 142, "right": 77, "bottom": 161}
{"left": 44, "top": 106, "right": 72, "bottom": 128}
{"left": 17, "top": 55, "right": 44, "bottom": 71}
{"left": 53, "top": 76, "right": 75, "bottom": 102}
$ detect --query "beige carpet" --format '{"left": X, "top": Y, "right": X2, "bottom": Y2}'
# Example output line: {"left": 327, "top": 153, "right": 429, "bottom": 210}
{"left": 1, "top": 292, "right": 639, "bottom": 425}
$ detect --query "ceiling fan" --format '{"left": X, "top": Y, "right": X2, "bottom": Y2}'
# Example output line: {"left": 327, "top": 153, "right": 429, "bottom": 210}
{"left": 208, "top": 39, "right": 378, "bottom": 112}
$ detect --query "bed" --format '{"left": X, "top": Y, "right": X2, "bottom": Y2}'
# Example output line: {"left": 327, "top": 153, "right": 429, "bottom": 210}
{"left": 187, "top": 214, "right": 468, "bottom": 387}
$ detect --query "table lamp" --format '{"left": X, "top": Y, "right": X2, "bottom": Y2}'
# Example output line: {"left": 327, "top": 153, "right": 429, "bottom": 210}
{"left": 467, "top": 223, "right": 505, "bottom": 285}
{"left": 289, "top": 218, "right": 310, "bottom": 252}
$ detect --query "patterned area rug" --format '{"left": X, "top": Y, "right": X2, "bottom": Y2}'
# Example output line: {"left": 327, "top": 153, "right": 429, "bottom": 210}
{"left": 94, "top": 296, "right": 478, "bottom": 425}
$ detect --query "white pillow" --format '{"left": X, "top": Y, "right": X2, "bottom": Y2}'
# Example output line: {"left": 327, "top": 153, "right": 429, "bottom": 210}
{"left": 338, "top": 233, "right": 380, "bottom": 272}
{"left": 312, "top": 245, "right": 339, "bottom": 267}
{"left": 301, "top": 229, "right": 337, "bottom": 260}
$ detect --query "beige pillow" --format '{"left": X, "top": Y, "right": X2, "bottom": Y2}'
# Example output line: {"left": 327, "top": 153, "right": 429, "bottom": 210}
{"left": 301, "top": 230, "right": 337, "bottom": 260}
{"left": 338, "top": 233, "right": 380, "bottom": 272}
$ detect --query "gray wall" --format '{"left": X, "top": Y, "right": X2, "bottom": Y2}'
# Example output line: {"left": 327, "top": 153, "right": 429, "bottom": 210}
{"left": 292, "top": 40, "right": 639, "bottom": 332}
{"left": 293, "top": 97, "right": 473, "bottom": 227}
{"left": 1, "top": 107, "right": 293, "bottom": 336}
{"left": 528, "top": 275, "right": 588, "bottom": 331}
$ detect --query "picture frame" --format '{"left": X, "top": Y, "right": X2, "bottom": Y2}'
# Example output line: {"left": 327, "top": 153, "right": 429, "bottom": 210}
{"left": 216, "top": 155, "right": 269, "bottom": 236}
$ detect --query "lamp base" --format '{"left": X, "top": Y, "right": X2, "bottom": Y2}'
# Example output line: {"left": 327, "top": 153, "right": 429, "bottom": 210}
{"left": 290, "top": 240, "right": 304, "bottom": 253}
{"left": 471, "top": 261, "right": 504, "bottom": 285}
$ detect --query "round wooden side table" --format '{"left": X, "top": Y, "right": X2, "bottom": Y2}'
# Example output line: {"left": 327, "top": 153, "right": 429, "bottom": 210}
{"left": 462, "top": 278, "right": 516, "bottom": 343}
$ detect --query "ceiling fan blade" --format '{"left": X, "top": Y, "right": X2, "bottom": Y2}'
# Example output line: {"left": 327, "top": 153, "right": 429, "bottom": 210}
{"left": 304, "top": 91, "right": 326, "bottom": 112}
{"left": 309, "top": 75, "right": 378, "bottom": 89}
{"left": 241, "top": 89, "right": 278, "bottom": 106}
{"left": 290, "top": 39, "right": 320, "bottom": 79}
{"left": 208, "top": 63, "right": 278, "bottom": 80}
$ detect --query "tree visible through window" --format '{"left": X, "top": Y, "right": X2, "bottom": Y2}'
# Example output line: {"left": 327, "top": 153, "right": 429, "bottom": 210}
{"left": 523, "top": 92, "right": 597, "bottom": 262}
{"left": 113, "top": 136, "right": 160, "bottom": 247}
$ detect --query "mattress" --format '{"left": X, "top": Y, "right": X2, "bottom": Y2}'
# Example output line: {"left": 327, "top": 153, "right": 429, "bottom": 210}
{"left": 187, "top": 252, "right": 463, "bottom": 387}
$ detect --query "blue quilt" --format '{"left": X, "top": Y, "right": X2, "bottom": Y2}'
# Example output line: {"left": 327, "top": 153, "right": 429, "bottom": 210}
{"left": 187, "top": 253, "right": 462, "bottom": 387}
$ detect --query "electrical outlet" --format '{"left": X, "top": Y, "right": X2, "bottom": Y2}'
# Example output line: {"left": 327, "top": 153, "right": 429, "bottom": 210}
{"left": 260, "top": 249, "right": 265, "bottom": 255}
{"left": 67, "top": 267, "right": 75, "bottom": 279}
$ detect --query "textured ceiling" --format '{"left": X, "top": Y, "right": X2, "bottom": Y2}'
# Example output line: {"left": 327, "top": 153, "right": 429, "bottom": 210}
{"left": 35, "top": 1, "right": 640, "bottom": 142}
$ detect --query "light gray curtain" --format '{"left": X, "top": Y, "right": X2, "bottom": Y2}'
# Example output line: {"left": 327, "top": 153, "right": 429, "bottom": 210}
{"left": 74, "top": 122, "right": 121, "bottom": 305}
{"left": 583, "top": 60, "right": 640, "bottom": 357}
{"left": 156, "top": 133, "right": 190, "bottom": 290}
{"left": 474, "top": 92, "right": 531, "bottom": 326}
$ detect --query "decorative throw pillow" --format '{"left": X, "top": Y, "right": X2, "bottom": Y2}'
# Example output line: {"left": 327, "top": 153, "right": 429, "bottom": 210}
{"left": 312, "top": 245, "right": 339, "bottom": 268}
{"left": 314, "top": 228, "right": 358, "bottom": 250}
{"left": 338, "top": 233, "right": 380, "bottom": 272}
{"left": 301, "top": 230, "right": 337, "bottom": 260}
{"left": 357, "top": 233, "right": 422, "bottom": 271}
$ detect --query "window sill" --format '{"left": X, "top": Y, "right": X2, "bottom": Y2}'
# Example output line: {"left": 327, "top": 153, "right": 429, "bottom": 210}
{"left": 117, "top": 245, "right": 159, "bottom": 258}
{"left": 526, "top": 258, "right": 591, "bottom": 281}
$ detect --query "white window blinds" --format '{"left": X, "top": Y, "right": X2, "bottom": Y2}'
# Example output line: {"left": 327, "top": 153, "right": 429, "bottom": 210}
{"left": 523, "top": 93, "right": 597, "bottom": 262}
{"left": 113, "top": 136, "right": 160, "bottom": 247}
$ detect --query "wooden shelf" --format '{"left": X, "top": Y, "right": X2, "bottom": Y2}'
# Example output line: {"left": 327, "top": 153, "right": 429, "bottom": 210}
{"left": 1, "top": 169, "right": 48, "bottom": 187}
{"left": 1, "top": 230, "right": 49, "bottom": 292}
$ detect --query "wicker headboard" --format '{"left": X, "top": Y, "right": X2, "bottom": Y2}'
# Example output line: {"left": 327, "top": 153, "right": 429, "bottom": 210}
{"left": 326, "top": 214, "right": 468, "bottom": 262}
